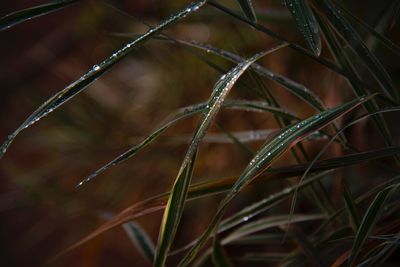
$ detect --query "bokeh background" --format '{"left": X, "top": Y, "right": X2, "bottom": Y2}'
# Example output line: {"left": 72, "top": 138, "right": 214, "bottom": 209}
{"left": 1, "top": 1, "right": 400, "bottom": 266}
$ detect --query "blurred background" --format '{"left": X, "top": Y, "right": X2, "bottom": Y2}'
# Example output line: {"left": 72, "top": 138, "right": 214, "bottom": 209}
{"left": 0, "top": 0, "right": 399, "bottom": 266}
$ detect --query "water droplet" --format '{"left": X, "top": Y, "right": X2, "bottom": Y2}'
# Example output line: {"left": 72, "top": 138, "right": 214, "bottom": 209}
{"left": 93, "top": 65, "right": 100, "bottom": 71}
{"left": 243, "top": 216, "right": 249, "bottom": 222}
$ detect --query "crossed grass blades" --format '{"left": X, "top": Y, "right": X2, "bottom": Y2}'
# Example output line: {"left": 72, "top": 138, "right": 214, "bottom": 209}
{"left": 1, "top": 0, "right": 400, "bottom": 266}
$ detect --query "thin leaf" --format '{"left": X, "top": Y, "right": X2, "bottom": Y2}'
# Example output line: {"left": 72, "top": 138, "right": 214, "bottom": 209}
{"left": 122, "top": 221, "right": 155, "bottom": 263}
{"left": 54, "top": 145, "right": 400, "bottom": 259}
{"left": 178, "top": 96, "right": 374, "bottom": 266}
{"left": 283, "top": 0, "right": 321, "bottom": 56}
{"left": 0, "top": 0, "right": 207, "bottom": 158}
{"left": 314, "top": 0, "right": 399, "bottom": 101}
{"left": 348, "top": 186, "right": 395, "bottom": 266}
{"left": 212, "top": 237, "right": 233, "bottom": 267}
{"left": 343, "top": 182, "right": 361, "bottom": 233}
{"left": 154, "top": 50, "right": 273, "bottom": 267}
{"left": 0, "top": 0, "right": 78, "bottom": 31}
{"left": 77, "top": 99, "right": 294, "bottom": 186}
{"left": 237, "top": 0, "right": 257, "bottom": 22}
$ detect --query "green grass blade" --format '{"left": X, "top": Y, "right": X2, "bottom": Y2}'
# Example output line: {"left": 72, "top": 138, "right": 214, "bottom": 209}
{"left": 0, "top": 0, "right": 207, "bottom": 158}
{"left": 77, "top": 99, "right": 293, "bottom": 186}
{"left": 0, "top": 0, "right": 78, "bottom": 31}
{"left": 336, "top": 2, "right": 400, "bottom": 57}
{"left": 178, "top": 96, "right": 373, "bottom": 266}
{"left": 55, "top": 145, "right": 400, "bottom": 259}
{"left": 122, "top": 221, "right": 155, "bottom": 263}
{"left": 283, "top": 0, "right": 321, "bottom": 56}
{"left": 347, "top": 186, "right": 395, "bottom": 266}
{"left": 314, "top": 0, "right": 399, "bottom": 101}
{"left": 343, "top": 182, "right": 361, "bottom": 233}
{"left": 154, "top": 51, "right": 270, "bottom": 267}
{"left": 212, "top": 237, "right": 234, "bottom": 267}
{"left": 181, "top": 40, "right": 325, "bottom": 111}
{"left": 236, "top": 0, "right": 257, "bottom": 22}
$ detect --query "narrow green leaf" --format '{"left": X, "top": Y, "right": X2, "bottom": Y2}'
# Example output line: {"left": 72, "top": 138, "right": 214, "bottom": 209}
{"left": 55, "top": 145, "right": 400, "bottom": 259}
{"left": 224, "top": 214, "right": 324, "bottom": 244}
{"left": 348, "top": 186, "right": 395, "bottom": 266}
{"left": 283, "top": 0, "right": 321, "bottom": 56}
{"left": 343, "top": 182, "right": 361, "bottom": 233}
{"left": 0, "top": 0, "right": 207, "bottom": 158}
{"left": 122, "top": 221, "right": 155, "bottom": 263}
{"left": 178, "top": 96, "right": 374, "bottom": 266}
{"left": 77, "top": 99, "right": 294, "bottom": 186}
{"left": 0, "top": 0, "right": 78, "bottom": 31}
{"left": 212, "top": 237, "right": 233, "bottom": 267}
{"left": 234, "top": 252, "right": 287, "bottom": 262}
{"left": 314, "top": 0, "right": 399, "bottom": 101}
{"left": 154, "top": 50, "right": 272, "bottom": 267}
{"left": 336, "top": 2, "right": 400, "bottom": 57}
{"left": 236, "top": 0, "right": 257, "bottom": 22}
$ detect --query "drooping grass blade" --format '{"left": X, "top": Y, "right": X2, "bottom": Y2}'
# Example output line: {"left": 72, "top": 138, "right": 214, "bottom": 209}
{"left": 77, "top": 99, "right": 294, "bottom": 186}
{"left": 0, "top": 0, "right": 207, "bottom": 158}
{"left": 154, "top": 50, "right": 273, "bottom": 267}
{"left": 236, "top": 0, "right": 257, "bottom": 22}
{"left": 314, "top": 0, "right": 399, "bottom": 102}
{"left": 343, "top": 182, "right": 361, "bottom": 233}
{"left": 177, "top": 96, "right": 374, "bottom": 266}
{"left": 0, "top": 0, "right": 78, "bottom": 31}
{"left": 54, "top": 144, "right": 400, "bottom": 259}
{"left": 348, "top": 186, "right": 396, "bottom": 266}
{"left": 283, "top": 0, "right": 321, "bottom": 56}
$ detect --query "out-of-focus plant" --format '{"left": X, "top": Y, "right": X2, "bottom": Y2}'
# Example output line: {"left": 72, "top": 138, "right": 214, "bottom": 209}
{"left": 1, "top": 0, "right": 400, "bottom": 266}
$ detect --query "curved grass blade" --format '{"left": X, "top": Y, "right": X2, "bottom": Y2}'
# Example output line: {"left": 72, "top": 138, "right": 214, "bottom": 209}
{"left": 343, "top": 182, "right": 361, "bottom": 233}
{"left": 154, "top": 50, "right": 272, "bottom": 267}
{"left": 54, "top": 145, "right": 400, "bottom": 260}
{"left": 314, "top": 0, "right": 399, "bottom": 101}
{"left": 283, "top": 0, "right": 321, "bottom": 56}
{"left": 178, "top": 96, "right": 374, "bottom": 266}
{"left": 181, "top": 40, "right": 325, "bottom": 112}
{"left": 212, "top": 237, "right": 233, "bottom": 267}
{"left": 348, "top": 186, "right": 396, "bottom": 266}
{"left": 224, "top": 214, "right": 325, "bottom": 244}
{"left": 0, "top": 0, "right": 78, "bottom": 31}
{"left": 237, "top": 0, "right": 257, "bottom": 22}
{"left": 0, "top": 0, "right": 207, "bottom": 158}
{"left": 77, "top": 99, "right": 294, "bottom": 186}
{"left": 336, "top": 2, "right": 400, "bottom": 57}
{"left": 122, "top": 221, "right": 155, "bottom": 263}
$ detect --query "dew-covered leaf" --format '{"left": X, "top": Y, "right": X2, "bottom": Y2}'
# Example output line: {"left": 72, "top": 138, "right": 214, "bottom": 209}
{"left": 154, "top": 50, "right": 270, "bottom": 267}
{"left": 0, "top": 0, "right": 78, "bottom": 31}
{"left": 314, "top": 0, "right": 399, "bottom": 101}
{"left": 177, "top": 96, "right": 373, "bottom": 266}
{"left": 283, "top": 0, "right": 321, "bottom": 56}
{"left": 236, "top": 0, "right": 257, "bottom": 22}
{"left": 77, "top": 99, "right": 293, "bottom": 186}
{"left": 0, "top": 0, "right": 207, "bottom": 158}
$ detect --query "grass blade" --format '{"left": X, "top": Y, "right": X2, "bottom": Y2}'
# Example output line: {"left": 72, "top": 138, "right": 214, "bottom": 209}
{"left": 54, "top": 144, "right": 400, "bottom": 260}
{"left": 343, "top": 182, "right": 361, "bottom": 233}
{"left": 77, "top": 99, "right": 294, "bottom": 186}
{"left": 122, "top": 221, "right": 155, "bottom": 263}
{"left": 153, "top": 50, "right": 272, "bottom": 267}
{"left": 178, "top": 96, "right": 374, "bottom": 266}
{"left": 212, "top": 237, "right": 233, "bottom": 267}
{"left": 236, "top": 0, "right": 257, "bottom": 22}
{"left": 283, "top": 0, "right": 321, "bottom": 56}
{"left": 0, "top": 0, "right": 78, "bottom": 31}
{"left": 347, "top": 186, "right": 395, "bottom": 266}
{"left": 0, "top": 0, "right": 207, "bottom": 158}
{"left": 314, "top": 0, "right": 399, "bottom": 101}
